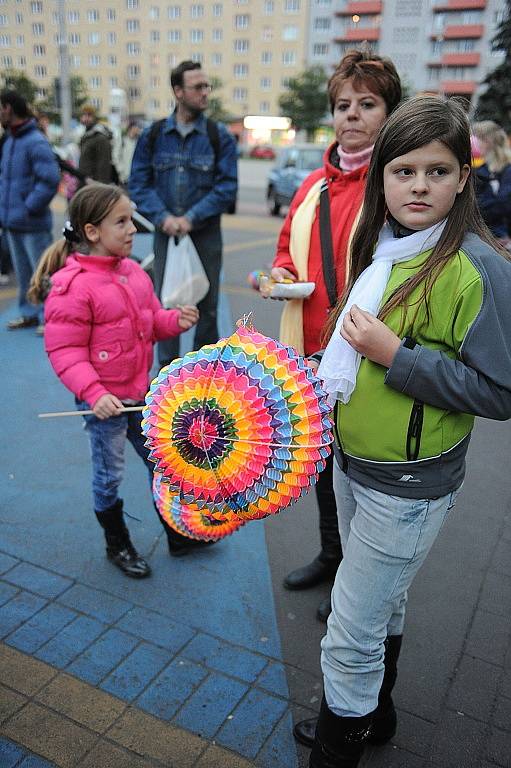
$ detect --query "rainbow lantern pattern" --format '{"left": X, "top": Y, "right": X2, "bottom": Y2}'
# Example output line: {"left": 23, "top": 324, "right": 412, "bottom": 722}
{"left": 143, "top": 321, "right": 333, "bottom": 539}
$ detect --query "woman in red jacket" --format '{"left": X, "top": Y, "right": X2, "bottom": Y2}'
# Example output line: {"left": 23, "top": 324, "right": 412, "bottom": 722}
{"left": 270, "top": 50, "right": 402, "bottom": 628}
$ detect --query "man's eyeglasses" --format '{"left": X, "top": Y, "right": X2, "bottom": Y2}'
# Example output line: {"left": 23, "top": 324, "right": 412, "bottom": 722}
{"left": 183, "top": 83, "right": 212, "bottom": 93}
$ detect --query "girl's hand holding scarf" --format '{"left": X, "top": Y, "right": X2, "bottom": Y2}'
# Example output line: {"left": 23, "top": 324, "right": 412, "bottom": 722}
{"left": 341, "top": 305, "right": 401, "bottom": 368}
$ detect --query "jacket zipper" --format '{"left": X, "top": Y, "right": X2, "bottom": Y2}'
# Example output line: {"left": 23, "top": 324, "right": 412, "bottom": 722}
{"left": 406, "top": 400, "right": 424, "bottom": 461}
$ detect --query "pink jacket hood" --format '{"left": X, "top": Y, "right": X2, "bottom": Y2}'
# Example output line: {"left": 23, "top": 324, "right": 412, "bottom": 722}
{"left": 45, "top": 253, "right": 182, "bottom": 407}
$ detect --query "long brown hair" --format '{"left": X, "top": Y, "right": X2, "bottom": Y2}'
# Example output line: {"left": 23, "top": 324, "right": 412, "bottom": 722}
{"left": 28, "top": 183, "right": 125, "bottom": 304}
{"left": 323, "top": 96, "right": 507, "bottom": 342}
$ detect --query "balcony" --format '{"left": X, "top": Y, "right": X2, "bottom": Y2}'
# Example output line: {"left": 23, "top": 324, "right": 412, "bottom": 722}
{"left": 439, "top": 79, "right": 477, "bottom": 93}
{"left": 334, "top": 27, "right": 380, "bottom": 42}
{"left": 336, "top": 2, "right": 382, "bottom": 15}
{"left": 433, "top": 0, "right": 485, "bottom": 9}
{"left": 437, "top": 24, "right": 484, "bottom": 38}
{"left": 441, "top": 52, "right": 480, "bottom": 65}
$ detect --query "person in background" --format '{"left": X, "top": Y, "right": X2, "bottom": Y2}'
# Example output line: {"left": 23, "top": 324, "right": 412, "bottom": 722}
{"left": 117, "top": 121, "right": 142, "bottom": 186}
{"left": 78, "top": 105, "right": 116, "bottom": 185}
{"left": 472, "top": 120, "right": 511, "bottom": 244}
{"left": 129, "top": 59, "right": 238, "bottom": 367}
{"left": 268, "top": 50, "right": 402, "bottom": 626}
{"left": 0, "top": 90, "right": 60, "bottom": 332}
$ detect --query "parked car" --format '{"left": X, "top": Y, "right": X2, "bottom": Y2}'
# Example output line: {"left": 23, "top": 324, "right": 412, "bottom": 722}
{"left": 266, "top": 144, "right": 324, "bottom": 215}
{"left": 249, "top": 144, "right": 276, "bottom": 160}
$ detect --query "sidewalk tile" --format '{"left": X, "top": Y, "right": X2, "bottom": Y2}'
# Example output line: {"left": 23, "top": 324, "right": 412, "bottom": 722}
{"left": 3, "top": 563, "right": 72, "bottom": 599}
{"left": 216, "top": 688, "right": 288, "bottom": 760}
{"left": 363, "top": 747, "right": 426, "bottom": 767}
{"left": 390, "top": 710, "right": 435, "bottom": 757}
{"left": 465, "top": 608, "right": 511, "bottom": 666}
{"left": 446, "top": 654, "right": 501, "bottom": 722}
{"left": 0, "top": 737, "right": 27, "bottom": 767}
{"left": 492, "top": 538, "right": 511, "bottom": 577}
{"left": 0, "top": 592, "right": 47, "bottom": 638}
{"left": 67, "top": 628, "right": 138, "bottom": 685}
{"left": 0, "top": 685, "right": 27, "bottom": 724}
{"left": 137, "top": 656, "right": 207, "bottom": 720}
{"left": 480, "top": 571, "right": 511, "bottom": 618}
{"left": 493, "top": 694, "right": 511, "bottom": 732}
{"left": 116, "top": 605, "right": 195, "bottom": 653}
{"left": 1, "top": 702, "right": 98, "bottom": 768}
{"left": 429, "top": 710, "right": 487, "bottom": 767}
{"left": 196, "top": 745, "right": 256, "bottom": 767}
{"left": 0, "top": 645, "right": 56, "bottom": 695}
{"left": 255, "top": 663, "right": 289, "bottom": 698}
{"left": 107, "top": 707, "right": 205, "bottom": 767}
{"left": 100, "top": 641, "right": 171, "bottom": 702}
{"left": 502, "top": 668, "right": 511, "bottom": 699}
{"left": 0, "top": 553, "right": 18, "bottom": 576}
{"left": 174, "top": 671, "right": 248, "bottom": 738}
{"left": 0, "top": 581, "right": 18, "bottom": 607}
{"left": 6, "top": 603, "right": 76, "bottom": 654}
{"left": 79, "top": 740, "right": 157, "bottom": 768}
{"left": 486, "top": 726, "right": 511, "bottom": 767}
{"left": 57, "top": 583, "right": 131, "bottom": 623}
{"left": 35, "top": 672, "right": 126, "bottom": 732}
{"left": 182, "top": 633, "right": 267, "bottom": 683}
{"left": 255, "top": 709, "right": 297, "bottom": 768}
{"left": 18, "top": 755, "right": 57, "bottom": 767}
{"left": 35, "top": 615, "right": 105, "bottom": 668}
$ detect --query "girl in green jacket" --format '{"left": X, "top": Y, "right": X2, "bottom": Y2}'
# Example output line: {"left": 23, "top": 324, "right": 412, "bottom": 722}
{"left": 296, "top": 97, "right": 511, "bottom": 767}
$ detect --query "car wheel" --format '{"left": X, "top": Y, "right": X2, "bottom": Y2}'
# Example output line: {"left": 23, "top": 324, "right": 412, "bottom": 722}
{"left": 267, "top": 188, "right": 281, "bottom": 216}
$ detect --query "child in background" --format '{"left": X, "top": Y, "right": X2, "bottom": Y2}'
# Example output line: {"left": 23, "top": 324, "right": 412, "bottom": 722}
{"left": 296, "top": 97, "right": 511, "bottom": 767}
{"left": 34, "top": 183, "right": 205, "bottom": 579}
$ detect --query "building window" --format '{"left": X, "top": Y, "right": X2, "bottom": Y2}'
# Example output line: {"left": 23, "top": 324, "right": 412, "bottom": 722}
{"left": 107, "top": 9, "right": 116, "bottom": 21}
{"left": 0, "top": 33, "right": 10, "bottom": 46}
{"left": 2, "top": 55, "right": 12, "bottom": 66}
{"left": 284, "top": 0, "right": 300, "bottom": 12}
{"left": 150, "top": 99, "right": 160, "bottom": 110}
{"left": 33, "top": 44, "right": 46, "bottom": 56}
{"left": 264, "top": 1, "right": 274, "bottom": 13}
{"left": 89, "top": 77, "right": 101, "bottom": 89}
{"left": 282, "top": 51, "right": 296, "bottom": 66}
{"left": 0, "top": 14, "right": 8, "bottom": 26}
{"left": 213, "top": 3, "right": 223, "bottom": 16}
{"left": 314, "top": 17, "right": 331, "bottom": 31}
{"left": 260, "top": 76, "right": 271, "bottom": 89}
{"left": 262, "top": 26, "right": 273, "bottom": 40}
{"left": 190, "top": 4, "right": 204, "bottom": 17}
{"left": 69, "top": 33, "right": 80, "bottom": 45}
{"left": 150, "top": 30, "right": 160, "bottom": 42}
{"left": 235, "top": 14, "right": 250, "bottom": 29}
{"left": 17, "top": 55, "right": 27, "bottom": 67}
{"left": 15, "top": 12, "right": 23, "bottom": 24}
{"left": 127, "top": 42, "right": 141, "bottom": 55}
{"left": 191, "top": 52, "right": 203, "bottom": 63}
{"left": 107, "top": 31, "right": 117, "bottom": 44}
{"left": 127, "top": 0, "right": 139, "bottom": 8}
{"left": 127, "top": 19, "right": 140, "bottom": 32}
{"left": 150, "top": 53, "right": 160, "bottom": 66}
{"left": 68, "top": 10, "right": 79, "bottom": 23}
{"left": 90, "top": 98, "right": 101, "bottom": 109}
{"left": 127, "top": 64, "right": 140, "bottom": 79}
{"left": 261, "top": 51, "right": 272, "bottom": 65}
{"left": 233, "top": 87, "right": 248, "bottom": 101}
{"left": 89, "top": 54, "right": 101, "bottom": 66}
{"left": 34, "top": 65, "right": 47, "bottom": 77}
{"left": 234, "top": 63, "right": 249, "bottom": 78}
{"left": 128, "top": 88, "right": 141, "bottom": 100}
{"left": 212, "top": 28, "right": 222, "bottom": 41}
{"left": 462, "top": 10, "right": 482, "bottom": 23}
{"left": 150, "top": 75, "right": 161, "bottom": 88}
{"left": 150, "top": 6, "right": 159, "bottom": 19}
{"left": 87, "top": 9, "right": 100, "bottom": 22}
{"left": 313, "top": 43, "right": 329, "bottom": 56}
{"left": 15, "top": 34, "right": 24, "bottom": 46}
{"left": 109, "top": 77, "right": 118, "bottom": 87}
{"left": 88, "top": 32, "right": 100, "bottom": 45}
{"left": 282, "top": 25, "right": 297, "bottom": 40}
{"left": 211, "top": 52, "right": 222, "bottom": 65}
{"left": 168, "top": 29, "right": 181, "bottom": 42}
{"left": 32, "top": 23, "right": 44, "bottom": 35}
{"left": 234, "top": 38, "right": 249, "bottom": 53}
{"left": 30, "top": 2, "right": 43, "bottom": 13}
{"left": 260, "top": 101, "right": 270, "bottom": 113}
{"left": 168, "top": 5, "right": 181, "bottom": 18}
{"left": 168, "top": 53, "right": 177, "bottom": 66}
{"left": 107, "top": 54, "right": 117, "bottom": 65}
{"left": 190, "top": 29, "right": 204, "bottom": 43}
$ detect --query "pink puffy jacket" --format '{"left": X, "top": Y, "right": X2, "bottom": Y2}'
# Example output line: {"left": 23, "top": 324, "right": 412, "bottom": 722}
{"left": 45, "top": 253, "right": 182, "bottom": 407}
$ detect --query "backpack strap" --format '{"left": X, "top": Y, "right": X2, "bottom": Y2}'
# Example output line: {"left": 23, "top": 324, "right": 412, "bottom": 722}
{"left": 147, "top": 116, "right": 220, "bottom": 168}
{"left": 319, "top": 179, "right": 338, "bottom": 309}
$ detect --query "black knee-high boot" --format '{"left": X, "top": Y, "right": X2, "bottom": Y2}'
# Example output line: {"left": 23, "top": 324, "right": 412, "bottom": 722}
{"left": 152, "top": 501, "right": 215, "bottom": 557}
{"left": 367, "top": 634, "right": 403, "bottom": 744}
{"left": 309, "top": 696, "right": 373, "bottom": 768}
{"left": 95, "top": 499, "right": 151, "bottom": 578}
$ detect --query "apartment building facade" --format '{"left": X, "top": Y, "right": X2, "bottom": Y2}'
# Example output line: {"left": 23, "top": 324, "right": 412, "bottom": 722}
{"left": 307, "top": 0, "right": 507, "bottom": 106}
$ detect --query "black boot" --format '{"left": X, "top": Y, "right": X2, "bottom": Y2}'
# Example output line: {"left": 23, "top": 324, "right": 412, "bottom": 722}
{"left": 154, "top": 508, "right": 215, "bottom": 557}
{"left": 367, "top": 635, "right": 403, "bottom": 745}
{"left": 317, "top": 595, "right": 332, "bottom": 623}
{"left": 309, "top": 696, "right": 373, "bottom": 768}
{"left": 95, "top": 500, "right": 151, "bottom": 578}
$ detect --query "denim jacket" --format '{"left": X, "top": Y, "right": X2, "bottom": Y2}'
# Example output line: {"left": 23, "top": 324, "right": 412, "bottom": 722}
{"left": 129, "top": 112, "right": 238, "bottom": 229}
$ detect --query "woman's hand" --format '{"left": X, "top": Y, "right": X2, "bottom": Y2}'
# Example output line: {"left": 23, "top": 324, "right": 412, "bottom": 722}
{"left": 93, "top": 393, "right": 124, "bottom": 420}
{"left": 340, "top": 305, "right": 401, "bottom": 368}
{"left": 270, "top": 267, "right": 296, "bottom": 283}
{"left": 177, "top": 305, "right": 199, "bottom": 330}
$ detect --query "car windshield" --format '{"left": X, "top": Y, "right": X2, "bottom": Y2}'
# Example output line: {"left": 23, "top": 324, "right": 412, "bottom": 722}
{"left": 298, "top": 149, "right": 323, "bottom": 170}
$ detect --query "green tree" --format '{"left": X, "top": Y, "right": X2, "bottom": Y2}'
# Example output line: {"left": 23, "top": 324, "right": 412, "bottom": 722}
{"left": 207, "top": 77, "right": 232, "bottom": 122}
{"left": 476, "top": 0, "right": 511, "bottom": 132}
{"left": 40, "top": 75, "right": 89, "bottom": 123}
{"left": 278, "top": 66, "right": 328, "bottom": 141}
{"left": 0, "top": 69, "right": 38, "bottom": 104}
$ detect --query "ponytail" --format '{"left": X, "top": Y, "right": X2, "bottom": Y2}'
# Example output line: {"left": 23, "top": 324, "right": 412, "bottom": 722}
{"left": 27, "top": 238, "right": 71, "bottom": 304}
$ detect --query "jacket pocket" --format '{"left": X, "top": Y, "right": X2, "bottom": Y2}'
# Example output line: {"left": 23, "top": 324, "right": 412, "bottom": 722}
{"left": 190, "top": 155, "right": 215, "bottom": 189}
{"left": 406, "top": 400, "right": 424, "bottom": 461}
{"left": 90, "top": 342, "right": 135, "bottom": 383}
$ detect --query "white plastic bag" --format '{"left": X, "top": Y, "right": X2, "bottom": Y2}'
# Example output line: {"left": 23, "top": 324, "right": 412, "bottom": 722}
{"left": 160, "top": 234, "right": 210, "bottom": 308}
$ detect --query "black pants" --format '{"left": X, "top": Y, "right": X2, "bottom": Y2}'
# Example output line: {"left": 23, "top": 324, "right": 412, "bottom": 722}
{"left": 316, "top": 452, "right": 342, "bottom": 563}
{"left": 153, "top": 221, "right": 222, "bottom": 367}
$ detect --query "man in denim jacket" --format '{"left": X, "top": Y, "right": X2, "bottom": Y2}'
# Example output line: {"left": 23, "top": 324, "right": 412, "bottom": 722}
{"left": 129, "top": 60, "right": 238, "bottom": 366}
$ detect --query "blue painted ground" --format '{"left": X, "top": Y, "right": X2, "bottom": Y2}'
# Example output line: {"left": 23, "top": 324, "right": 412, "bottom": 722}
{"left": 0, "top": 292, "right": 299, "bottom": 768}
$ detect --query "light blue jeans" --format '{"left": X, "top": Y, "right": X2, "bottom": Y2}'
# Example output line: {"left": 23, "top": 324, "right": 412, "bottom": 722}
{"left": 5, "top": 229, "right": 52, "bottom": 321}
{"left": 321, "top": 461, "right": 460, "bottom": 717}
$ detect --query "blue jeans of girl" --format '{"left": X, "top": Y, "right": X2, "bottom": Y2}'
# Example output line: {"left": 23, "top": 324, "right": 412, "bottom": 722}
{"left": 321, "top": 461, "right": 460, "bottom": 718}
{"left": 77, "top": 402, "right": 153, "bottom": 512}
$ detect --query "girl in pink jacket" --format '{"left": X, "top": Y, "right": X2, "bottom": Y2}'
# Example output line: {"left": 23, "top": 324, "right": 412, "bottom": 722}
{"left": 37, "top": 183, "right": 205, "bottom": 578}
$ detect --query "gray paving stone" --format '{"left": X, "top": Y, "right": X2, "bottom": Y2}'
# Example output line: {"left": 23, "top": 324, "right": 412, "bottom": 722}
{"left": 480, "top": 571, "right": 511, "bottom": 618}
{"left": 465, "top": 608, "right": 511, "bottom": 667}
{"left": 502, "top": 669, "right": 511, "bottom": 699}
{"left": 493, "top": 695, "right": 511, "bottom": 733}
{"left": 363, "top": 744, "right": 426, "bottom": 767}
{"left": 390, "top": 710, "right": 435, "bottom": 757}
{"left": 491, "top": 538, "right": 511, "bottom": 578}
{"left": 486, "top": 727, "right": 511, "bottom": 767}
{"left": 446, "top": 654, "right": 501, "bottom": 722}
{"left": 428, "top": 710, "right": 487, "bottom": 767}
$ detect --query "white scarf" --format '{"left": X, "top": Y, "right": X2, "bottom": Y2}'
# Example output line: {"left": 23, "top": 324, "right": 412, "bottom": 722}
{"left": 317, "top": 219, "right": 446, "bottom": 404}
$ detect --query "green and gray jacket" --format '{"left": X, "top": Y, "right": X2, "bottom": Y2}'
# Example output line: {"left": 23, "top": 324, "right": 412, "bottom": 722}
{"left": 335, "top": 232, "right": 511, "bottom": 499}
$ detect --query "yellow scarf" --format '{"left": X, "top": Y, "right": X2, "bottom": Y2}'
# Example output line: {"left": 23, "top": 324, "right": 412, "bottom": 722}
{"left": 279, "top": 178, "right": 324, "bottom": 353}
